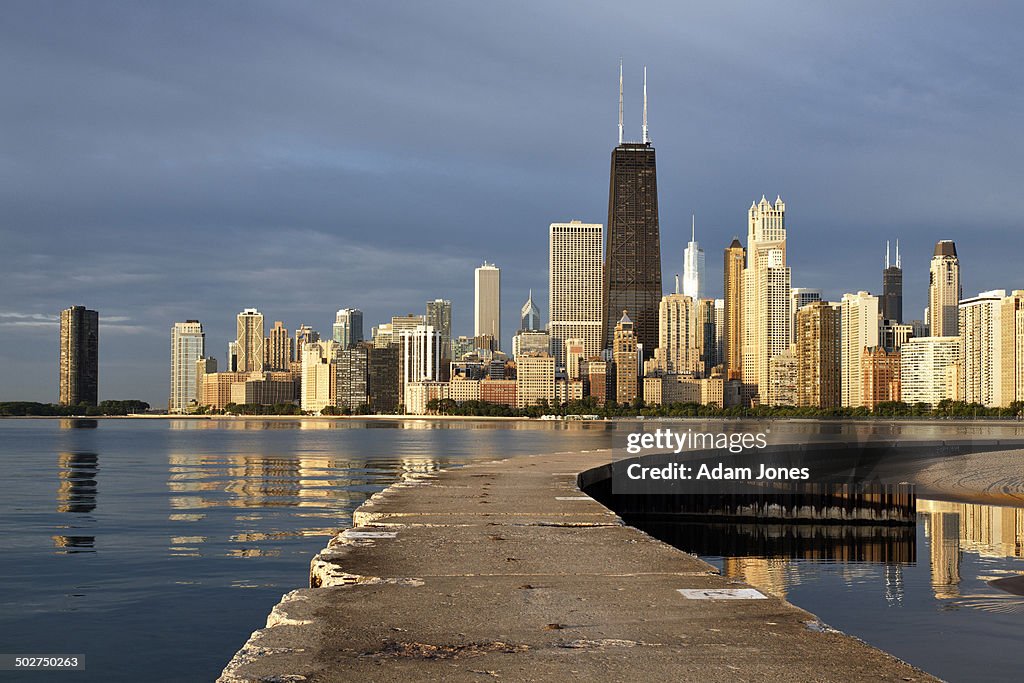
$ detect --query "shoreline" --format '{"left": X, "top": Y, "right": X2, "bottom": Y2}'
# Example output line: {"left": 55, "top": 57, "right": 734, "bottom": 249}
{"left": 3, "top": 413, "right": 1024, "bottom": 425}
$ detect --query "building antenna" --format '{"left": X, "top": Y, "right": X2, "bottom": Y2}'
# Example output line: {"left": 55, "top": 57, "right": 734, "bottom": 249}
{"left": 691, "top": 213, "right": 695, "bottom": 243}
{"left": 886, "top": 240, "right": 890, "bottom": 269}
{"left": 675, "top": 274, "right": 679, "bottom": 295}
{"left": 896, "top": 239, "right": 901, "bottom": 269}
{"left": 618, "top": 59, "right": 624, "bottom": 145}
{"left": 642, "top": 65, "right": 649, "bottom": 144}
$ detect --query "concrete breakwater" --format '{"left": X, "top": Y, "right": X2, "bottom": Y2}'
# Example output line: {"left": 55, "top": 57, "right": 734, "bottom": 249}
{"left": 218, "top": 446, "right": 941, "bottom": 682}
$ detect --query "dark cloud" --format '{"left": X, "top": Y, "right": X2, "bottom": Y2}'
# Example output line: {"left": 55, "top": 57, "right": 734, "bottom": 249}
{"left": 2, "top": 1, "right": 1022, "bottom": 404}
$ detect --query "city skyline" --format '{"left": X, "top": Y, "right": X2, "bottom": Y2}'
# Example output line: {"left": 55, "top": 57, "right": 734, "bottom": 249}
{"left": 3, "top": 3, "right": 1023, "bottom": 404}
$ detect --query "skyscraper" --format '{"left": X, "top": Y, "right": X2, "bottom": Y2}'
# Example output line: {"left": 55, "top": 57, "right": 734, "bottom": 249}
{"left": 723, "top": 238, "right": 745, "bottom": 380}
{"left": 294, "top": 324, "right": 319, "bottom": 362}
{"left": 265, "top": 321, "right": 291, "bottom": 371}
{"left": 603, "top": 64, "right": 661, "bottom": 359}
{"left": 425, "top": 299, "right": 453, "bottom": 359}
{"left": 796, "top": 301, "right": 841, "bottom": 409}
{"left": 300, "top": 340, "right": 339, "bottom": 413}
{"left": 400, "top": 324, "right": 442, "bottom": 409}
{"left": 519, "top": 291, "right": 541, "bottom": 332}
{"left": 742, "top": 196, "right": 791, "bottom": 401}
{"left": 59, "top": 306, "right": 99, "bottom": 406}
{"left": 682, "top": 215, "right": 705, "bottom": 300}
{"left": 882, "top": 240, "right": 903, "bottom": 323}
{"left": 901, "top": 336, "right": 961, "bottom": 407}
{"left": 549, "top": 220, "right": 603, "bottom": 367}
{"left": 651, "top": 294, "right": 698, "bottom": 375}
{"left": 841, "top": 291, "right": 881, "bottom": 408}
{"left": 236, "top": 308, "right": 264, "bottom": 373}
{"left": 170, "top": 320, "right": 204, "bottom": 413}
{"left": 929, "top": 240, "right": 961, "bottom": 338}
{"left": 332, "top": 309, "right": 363, "bottom": 349}
{"left": 613, "top": 310, "right": 639, "bottom": 404}
{"left": 474, "top": 262, "right": 501, "bottom": 349}
{"left": 790, "top": 288, "right": 822, "bottom": 342}
{"left": 959, "top": 290, "right": 1010, "bottom": 407}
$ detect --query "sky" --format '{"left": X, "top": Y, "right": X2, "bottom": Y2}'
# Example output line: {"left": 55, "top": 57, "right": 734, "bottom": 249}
{"left": 1, "top": 1, "right": 1022, "bottom": 406}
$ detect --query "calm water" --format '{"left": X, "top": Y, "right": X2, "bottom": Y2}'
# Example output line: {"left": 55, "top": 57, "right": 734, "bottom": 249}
{"left": 631, "top": 501, "right": 1024, "bottom": 682}
{"left": 0, "top": 418, "right": 617, "bottom": 682}
{"left": 2, "top": 419, "right": 1023, "bottom": 682}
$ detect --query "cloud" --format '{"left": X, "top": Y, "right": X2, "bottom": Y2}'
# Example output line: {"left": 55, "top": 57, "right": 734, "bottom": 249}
{"left": 1, "top": 1, "right": 1023, "bottom": 403}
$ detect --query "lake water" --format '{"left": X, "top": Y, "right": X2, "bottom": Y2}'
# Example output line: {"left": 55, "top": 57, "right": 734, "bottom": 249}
{"left": 2, "top": 418, "right": 1023, "bottom": 681}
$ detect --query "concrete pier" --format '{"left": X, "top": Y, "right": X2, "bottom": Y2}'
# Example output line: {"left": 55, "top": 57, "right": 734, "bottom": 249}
{"left": 219, "top": 448, "right": 938, "bottom": 682}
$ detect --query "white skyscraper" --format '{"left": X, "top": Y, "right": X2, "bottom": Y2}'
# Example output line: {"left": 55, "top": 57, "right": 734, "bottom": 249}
{"left": 742, "top": 196, "right": 791, "bottom": 401}
{"left": 474, "top": 262, "right": 501, "bottom": 348}
{"left": 169, "top": 320, "right": 204, "bottom": 414}
{"left": 840, "top": 291, "right": 881, "bottom": 408}
{"left": 959, "top": 290, "right": 1008, "bottom": 407}
{"left": 549, "top": 220, "right": 603, "bottom": 367}
{"left": 400, "top": 324, "right": 442, "bottom": 409}
{"left": 682, "top": 215, "right": 705, "bottom": 300}
{"left": 901, "top": 336, "right": 961, "bottom": 407}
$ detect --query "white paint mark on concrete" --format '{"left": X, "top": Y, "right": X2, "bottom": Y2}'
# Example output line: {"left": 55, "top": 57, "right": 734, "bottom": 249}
{"left": 677, "top": 588, "right": 767, "bottom": 600}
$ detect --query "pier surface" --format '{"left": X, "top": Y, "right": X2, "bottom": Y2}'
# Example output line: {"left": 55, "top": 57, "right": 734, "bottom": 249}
{"left": 219, "top": 448, "right": 937, "bottom": 682}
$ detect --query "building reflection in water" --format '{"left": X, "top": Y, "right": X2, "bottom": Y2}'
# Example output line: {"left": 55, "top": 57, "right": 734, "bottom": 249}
{"left": 636, "top": 499, "right": 1024, "bottom": 604}
{"left": 920, "top": 499, "right": 1024, "bottom": 600}
{"left": 54, "top": 451, "right": 98, "bottom": 552}
{"left": 166, "top": 447, "right": 440, "bottom": 558}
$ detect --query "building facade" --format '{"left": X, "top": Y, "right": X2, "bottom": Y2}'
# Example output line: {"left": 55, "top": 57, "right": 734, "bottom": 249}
{"left": 959, "top": 290, "right": 1010, "bottom": 407}
{"left": 796, "top": 301, "right": 841, "bottom": 409}
{"left": 265, "top": 321, "right": 291, "bottom": 371}
{"left": 300, "top": 340, "right": 339, "bottom": 413}
{"left": 602, "top": 71, "right": 661, "bottom": 359}
{"left": 169, "top": 320, "right": 204, "bottom": 413}
{"left": 236, "top": 308, "right": 265, "bottom": 373}
{"left": 332, "top": 308, "right": 364, "bottom": 349}
{"left": 862, "top": 346, "right": 901, "bottom": 409}
{"left": 929, "top": 240, "right": 961, "bottom": 338}
{"left": 900, "top": 337, "right": 961, "bottom": 407}
{"left": 400, "top": 325, "right": 442, "bottom": 410}
{"left": 682, "top": 217, "right": 705, "bottom": 300}
{"left": 426, "top": 299, "right": 452, "bottom": 359}
{"left": 515, "top": 353, "right": 556, "bottom": 408}
{"left": 59, "top": 306, "right": 99, "bottom": 406}
{"left": 550, "top": 220, "right": 603, "bottom": 367}
{"left": 651, "top": 294, "right": 698, "bottom": 375}
{"left": 723, "top": 238, "right": 745, "bottom": 381}
{"left": 613, "top": 311, "right": 639, "bottom": 404}
{"left": 882, "top": 240, "right": 903, "bottom": 323}
{"left": 841, "top": 291, "right": 880, "bottom": 408}
{"left": 742, "top": 196, "right": 791, "bottom": 403}
{"left": 790, "top": 288, "right": 822, "bottom": 343}
{"left": 474, "top": 262, "right": 501, "bottom": 349}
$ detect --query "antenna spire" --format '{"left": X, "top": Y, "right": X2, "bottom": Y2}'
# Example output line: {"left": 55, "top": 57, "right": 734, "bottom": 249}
{"left": 691, "top": 213, "right": 695, "bottom": 242}
{"left": 618, "top": 60, "right": 623, "bottom": 145}
{"left": 886, "top": 240, "right": 890, "bottom": 269}
{"left": 896, "top": 239, "right": 901, "bottom": 268}
{"left": 642, "top": 65, "right": 649, "bottom": 144}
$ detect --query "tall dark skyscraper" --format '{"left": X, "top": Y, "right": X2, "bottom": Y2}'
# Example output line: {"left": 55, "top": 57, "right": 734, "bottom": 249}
{"left": 602, "top": 64, "right": 662, "bottom": 358}
{"left": 59, "top": 305, "right": 99, "bottom": 406}
{"left": 882, "top": 240, "right": 903, "bottom": 322}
